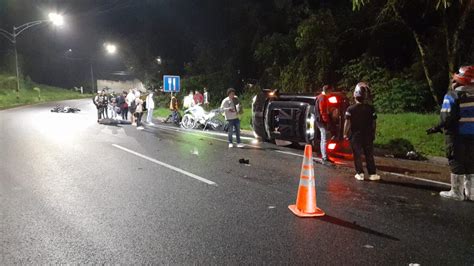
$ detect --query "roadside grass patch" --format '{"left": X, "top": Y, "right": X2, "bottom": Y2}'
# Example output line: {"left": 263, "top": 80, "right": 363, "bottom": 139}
{"left": 0, "top": 74, "right": 91, "bottom": 109}
{"left": 376, "top": 113, "right": 444, "bottom": 157}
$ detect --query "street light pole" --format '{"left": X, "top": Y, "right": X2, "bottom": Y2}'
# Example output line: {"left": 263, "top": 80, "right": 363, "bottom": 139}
{"left": 13, "top": 29, "right": 20, "bottom": 99}
{"left": 90, "top": 62, "right": 95, "bottom": 93}
{"left": 0, "top": 14, "right": 64, "bottom": 100}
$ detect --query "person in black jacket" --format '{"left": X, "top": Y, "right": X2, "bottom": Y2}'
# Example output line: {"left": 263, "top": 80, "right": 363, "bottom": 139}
{"left": 343, "top": 82, "right": 380, "bottom": 181}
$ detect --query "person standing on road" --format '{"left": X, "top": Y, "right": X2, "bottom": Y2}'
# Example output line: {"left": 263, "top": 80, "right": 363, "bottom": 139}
{"left": 315, "top": 85, "right": 335, "bottom": 165}
{"left": 221, "top": 88, "right": 244, "bottom": 148}
{"left": 133, "top": 91, "right": 144, "bottom": 130}
{"left": 117, "top": 91, "right": 128, "bottom": 120}
{"left": 103, "top": 90, "right": 109, "bottom": 119}
{"left": 126, "top": 89, "right": 137, "bottom": 124}
{"left": 145, "top": 90, "right": 155, "bottom": 125}
{"left": 203, "top": 87, "right": 210, "bottom": 109}
{"left": 427, "top": 66, "right": 474, "bottom": 201}
{"left": 343, "top": 82, "right": 380, "bottom": 181}
{"left": 93, "top": 90, "right": 107, "bottom": 123}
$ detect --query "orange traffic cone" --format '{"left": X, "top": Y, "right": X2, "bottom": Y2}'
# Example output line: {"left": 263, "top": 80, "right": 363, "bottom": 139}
{"left": 288, "top": 144, "right": 325, "bottom": 217}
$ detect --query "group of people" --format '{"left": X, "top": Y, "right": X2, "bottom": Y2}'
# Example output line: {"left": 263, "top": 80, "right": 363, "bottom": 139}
{"left": 317, "top": 65, "right": 474, "bottom": 202}
{"left": 93, "top": 88, "right": 156, "bottom": 130}
{"left": 315, "top": 82, "right": 380, "bottom": 181}
{"left": 182, "top": 88, "right": 209, "bottom": 109}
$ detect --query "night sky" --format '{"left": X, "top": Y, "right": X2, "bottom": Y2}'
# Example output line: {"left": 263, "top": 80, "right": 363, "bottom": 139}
{"left": 0, "top": 0, "right": 227, "bottom": 88}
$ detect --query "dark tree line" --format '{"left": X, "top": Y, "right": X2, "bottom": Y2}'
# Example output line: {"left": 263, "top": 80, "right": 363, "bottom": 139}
{"left": 0, "top": 0, "right": 473, "bottom": 112}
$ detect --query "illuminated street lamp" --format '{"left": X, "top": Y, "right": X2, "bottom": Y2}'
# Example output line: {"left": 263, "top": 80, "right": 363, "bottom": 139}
{"left": 0, "top": 12, "right": 65, "bottom": 99}
{"left": 104, "top": 43, "right": 117, "bottom": 55}
{"left": 64, "top": 44, "right": 120, "bottom": 93}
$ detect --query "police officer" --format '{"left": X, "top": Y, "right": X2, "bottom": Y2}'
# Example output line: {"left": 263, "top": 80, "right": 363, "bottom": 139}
{"left": 427, "top": 66, "right": 474, "bottom": 201}
{"left": 343, "top": 82, "right": 380, "bottom": 181}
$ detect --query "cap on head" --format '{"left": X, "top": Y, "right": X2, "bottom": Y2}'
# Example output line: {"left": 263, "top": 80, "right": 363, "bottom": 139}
{"left": 453, "top": 66, "right": 474, "bottom": 86}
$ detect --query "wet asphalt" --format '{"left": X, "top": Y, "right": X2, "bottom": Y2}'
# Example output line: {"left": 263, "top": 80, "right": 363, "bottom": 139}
{"left": 1, "top": 99, "right": 473, "bottom": 264}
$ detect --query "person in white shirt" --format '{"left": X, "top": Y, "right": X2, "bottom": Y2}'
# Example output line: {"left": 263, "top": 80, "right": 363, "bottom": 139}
{"left": 145, "top": 91, "right": 155, "bottom": 125}
{"left": 220, "top": 88, "right": 244, "bottom": 148}
{"left": 183, "top": 91, "right": 195, "bottom": 109}
{"left": 126, "top": 89, "right": 136, "bottom": 123}
{"left": 203, "top": 87, "right": 209, "bottom": 109}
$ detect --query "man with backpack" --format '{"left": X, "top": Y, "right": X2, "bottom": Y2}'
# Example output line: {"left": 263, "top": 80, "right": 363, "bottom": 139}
{"left": 315, "top": 85, "right": 334, "bottom": 165}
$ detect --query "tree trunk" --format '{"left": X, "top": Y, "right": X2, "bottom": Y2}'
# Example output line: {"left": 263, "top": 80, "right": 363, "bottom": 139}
{"left": 412, "top": 31, "right": 440, "bottom": 104}
{"left": 448, "top": 1, "right": 472, "bottom": 73}
{"left": 390, "top": 3, "right": 440, "bottom": 104}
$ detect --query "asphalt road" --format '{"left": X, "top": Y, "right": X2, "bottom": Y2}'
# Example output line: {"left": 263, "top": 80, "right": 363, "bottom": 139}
{"left": 1, "top": 99, "right": 473, "bottom": 264}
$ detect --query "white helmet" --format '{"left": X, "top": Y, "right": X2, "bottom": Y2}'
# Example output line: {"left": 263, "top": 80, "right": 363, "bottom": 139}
{"left": 354, "top": 82, "right": 371, "bottom": 102}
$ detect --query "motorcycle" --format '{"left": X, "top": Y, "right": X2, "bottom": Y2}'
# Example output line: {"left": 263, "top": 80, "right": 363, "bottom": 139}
{"left": 180, "top": 105, "right": 224, "bottom": 131}
{"left": 51, "top": 105, "right": 81, "bottom": 113}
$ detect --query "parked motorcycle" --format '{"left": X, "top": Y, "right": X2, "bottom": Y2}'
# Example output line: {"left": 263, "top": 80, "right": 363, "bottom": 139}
{"left": 180, "top": 105, "right": 224, "bottom": 131}
{"left": 51, "top": 105, "right": 81, "bottom": 113}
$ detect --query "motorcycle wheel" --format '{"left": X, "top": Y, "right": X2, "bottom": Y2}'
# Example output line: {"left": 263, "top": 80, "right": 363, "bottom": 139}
{"left": 181, "top": 114, "right": 196, "bottom": 129}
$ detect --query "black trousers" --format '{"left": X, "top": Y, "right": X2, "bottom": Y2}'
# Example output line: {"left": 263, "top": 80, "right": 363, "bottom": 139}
{"left": 121, "top": 107, "right": 128, "bottom": 120}
{"left": 446, "top": 135, "right": 474, "bottom": 174}
{"left": 135, "top": 112, "right": 143, "bottom": 126}
{"left": 350, "top": 135, "right": 377, "bottom": 175}
{"left": 97, "top": 107, "right": 105, "bottom": 120}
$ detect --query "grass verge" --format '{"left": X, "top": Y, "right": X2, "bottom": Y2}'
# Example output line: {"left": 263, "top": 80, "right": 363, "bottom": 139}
{"left": 375, "top": 113, "right": 444, "bottom": 157}
{"left": 0, "top": 74, "right": 91, "bottom": 109}
{"left": 152, "top": 104, "right": 444, "bottom": 157}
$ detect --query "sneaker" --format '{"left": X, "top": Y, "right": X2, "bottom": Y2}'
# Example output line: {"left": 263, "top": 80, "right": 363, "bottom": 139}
{"left": 137, "top": 126, "right": 144, "bottom": 130}
{"left": 148, "top": 122, "right": 155, "bottom": 126}
{"left": 355, "top": 173, "right": 365, "bottom": 181}
{"left": 228, "top": 143, "right": 234, "bottom": 148}
{"left": 236, "top": 143, "right": 245, "bottom": 148}
{"left": 369, "top": 174, "right": 381, "bottom": 181}
{"left": 322, "top": 158, "right": 334, "bottom": 165}
{"left": 132, "top": 123, "right": 137, "bottom": 126}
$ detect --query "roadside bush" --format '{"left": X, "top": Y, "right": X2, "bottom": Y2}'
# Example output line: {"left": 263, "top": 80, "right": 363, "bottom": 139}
{"left": 339, "top": 55, "right": 436, "bottom": 113}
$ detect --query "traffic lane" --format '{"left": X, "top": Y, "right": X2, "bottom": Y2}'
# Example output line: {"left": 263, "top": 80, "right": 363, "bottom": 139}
{"left": 2, "top": 100, "right": 473, "bottom": 264}
{"left": 1, "top": 113, "right": 225, "bottom": 263}
{"left": 116, "top": 123, "right": 474, "bottom": 264}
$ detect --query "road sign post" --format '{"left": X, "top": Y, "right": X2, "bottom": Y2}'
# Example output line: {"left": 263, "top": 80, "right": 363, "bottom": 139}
{"left": 163, "top": 75, "right": 180, "bottom": 93}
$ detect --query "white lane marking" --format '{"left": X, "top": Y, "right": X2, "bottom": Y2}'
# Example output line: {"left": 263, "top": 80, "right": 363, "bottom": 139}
{"left": 148, "top": 124, "right": 261, "bottom": 148}
{"left": 384, "top": 172, "right": 450, "bottom": 187}
{"left": 274, "top": 150, "right": 450, "bottom": 187}
{"left": 112, "top": 144, "right": 218, "bottom": 186}
{"left": 275, "top": 150, "right": 323, "bottom": 163}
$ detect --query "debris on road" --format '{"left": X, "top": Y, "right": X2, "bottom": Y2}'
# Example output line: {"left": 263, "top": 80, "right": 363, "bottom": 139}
{"left": 239, "top": 158, "right": 250, "bottom": 164}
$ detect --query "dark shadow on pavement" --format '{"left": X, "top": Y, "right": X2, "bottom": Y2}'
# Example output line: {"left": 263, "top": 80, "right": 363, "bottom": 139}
{"left": 378, "top": 180, "right": 444, "bottom": 192}
{"left": 320, "top": 215, "right": 400, "bottom": 241}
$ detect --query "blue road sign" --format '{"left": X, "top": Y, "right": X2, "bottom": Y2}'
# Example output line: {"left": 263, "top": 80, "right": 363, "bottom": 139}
{"left": 163, "top": 75, "right": 180, "bottom": 92}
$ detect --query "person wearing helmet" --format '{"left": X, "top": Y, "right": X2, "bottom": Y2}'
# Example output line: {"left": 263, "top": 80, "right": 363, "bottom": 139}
{"left": 343, "top": 82, "right": 380, "bottom": 181}
{"left": 427, "top": 66, "right": 474, "bottom": 201}
{"left": 315, "top": 85, "right": 335, "bottom": 165}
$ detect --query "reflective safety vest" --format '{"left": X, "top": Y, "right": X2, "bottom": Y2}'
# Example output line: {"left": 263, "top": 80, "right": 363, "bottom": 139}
{"left": 458, "top": 87, "right": 474, "bottom": 136}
